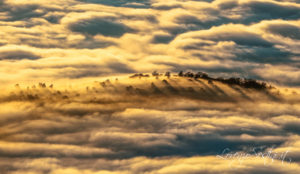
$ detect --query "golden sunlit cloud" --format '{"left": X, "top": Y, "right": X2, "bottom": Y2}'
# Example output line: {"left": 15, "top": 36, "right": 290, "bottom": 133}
{"left": 1, "top": 0, "right": 300, "bottom": 173}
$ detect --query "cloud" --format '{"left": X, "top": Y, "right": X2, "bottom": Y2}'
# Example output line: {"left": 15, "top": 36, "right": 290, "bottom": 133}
{"left": 76, "top": 0, "right": 151, "bottom": 8}
{"left": 68, "top": 17, "right": 134, "bottom": 37}
{"left": 152, "top": 3, "right": 182, "bottom": 10}
{"left": 0, "top": 75, "right": 299, "bottom": 173}
{"left": 107, "top": 62, "right": 136, "bottom": 74}
{"left": 177, "top": 24, "right": 273, "bottom": 48}
{"left": 0, "top": 0, "right": 299, "bottom": 86}
{"left": 253, "top": 64, "right": 300, "bottom": 86}
{"left": 3, "top": 155, "right": 300, "bottom": 174}
{"left": 265, "top": 23, "right": 300, "bottom": 40}
{"left": 235, "top": 46, "right": 293, "bottom": 63}
{"left": 243, "top": 0, "right": 300, "bottom": 21}
{"left": 0, "top": 49, "right": 40, "bottom": 60}
{"left": 0, "top": 0, "right": 300, "bottom": 173}
{"left": 152, "top": 34, "right": 174, "bottom": 44}
{"left": 0, "top": 141, "right": 113, "bottom": 158}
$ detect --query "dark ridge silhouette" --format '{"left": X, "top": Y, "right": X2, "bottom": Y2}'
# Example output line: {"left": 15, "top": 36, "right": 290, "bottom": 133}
{"left": 177, "top": 71, "right": 269, "bottom": 90}
{"left": 0, "top": 71, "right": 280, "bottom": 104}
{"left": 216, "top": 78, "right": 267, "bottom": 90}
{"left": 132, "top": 71, "right": 269, "bottom": 90}
{"left": 130, "top": 73, "right": 150, "bottom": 78}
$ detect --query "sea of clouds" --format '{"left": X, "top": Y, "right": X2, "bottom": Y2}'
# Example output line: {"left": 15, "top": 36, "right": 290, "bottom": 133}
{"left": 1, "top": 0, "right": 300, "bottom": 173}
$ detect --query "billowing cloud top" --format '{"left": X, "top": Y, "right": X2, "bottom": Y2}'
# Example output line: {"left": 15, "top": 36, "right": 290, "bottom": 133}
{"left": 0, "top": 0, "right": 299, "bottom": 87}
{"left": 1, "top": 0, "right": 300, "bottom": 173}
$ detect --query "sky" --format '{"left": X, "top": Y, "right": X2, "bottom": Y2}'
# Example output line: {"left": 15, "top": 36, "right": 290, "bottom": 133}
{"left": 1, "top": 0, "right": 300, "bottom": 173}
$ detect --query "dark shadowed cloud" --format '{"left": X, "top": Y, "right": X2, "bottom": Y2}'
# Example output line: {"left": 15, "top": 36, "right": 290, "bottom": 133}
{"left": 266, "top": 23, "right": 300, "bottom": 40}
{"left": 69, "top": 17, "right": 134, "bottom": 37}
{"left": 245, "top": 1, "right": 300, "bottom": 21}
{"left": 77, "top": 0, "right": 151, "bottom": 8}
{"left": 0, "top": 50, "right": 40, "bottom": 60}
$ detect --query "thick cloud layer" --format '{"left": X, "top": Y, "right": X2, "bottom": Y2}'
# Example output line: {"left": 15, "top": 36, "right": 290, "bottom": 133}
{"left": 1, "top": 75, "right": 300, "bottom": 173}
{"left": 1, "top": 0, "right": 300, "bottom": 173}
{"left": 0, "top": 0, "right": 299, "bottom": 86}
